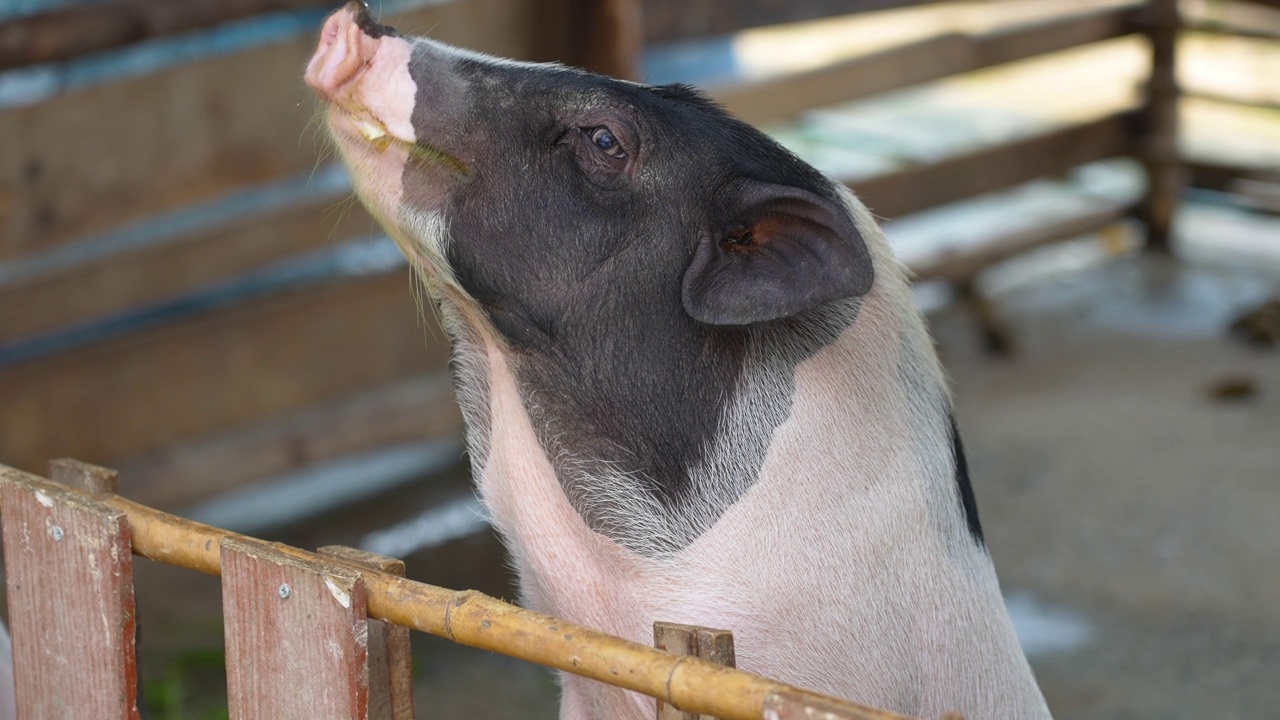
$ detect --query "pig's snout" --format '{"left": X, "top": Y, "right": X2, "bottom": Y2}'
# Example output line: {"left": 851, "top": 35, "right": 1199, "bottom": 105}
{"left": 305, "top": 3, "right": 383, "bottom": 98}
{"left": 305, "top": 2, "right": 417, "bottom": 146}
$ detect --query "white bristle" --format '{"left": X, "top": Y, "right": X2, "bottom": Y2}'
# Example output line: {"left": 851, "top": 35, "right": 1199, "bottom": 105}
{"left": 356, "top": 120, "right": 386, "bottom": 141}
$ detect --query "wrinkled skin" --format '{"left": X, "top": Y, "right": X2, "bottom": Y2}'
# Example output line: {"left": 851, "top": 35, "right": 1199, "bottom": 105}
{"left": 306, "top": 4, "right": 1051, "bottom": 719}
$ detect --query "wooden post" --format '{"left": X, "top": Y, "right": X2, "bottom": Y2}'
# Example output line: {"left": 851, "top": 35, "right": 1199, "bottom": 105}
{"left": 1135, "top": 0, "right": 1183, "bottom": 252}
{"left": 570, "top": 0, "right": 643, "bottom": 79}
{"left": 0, "top": 470, "right": 140, "bottom": 719}
{"left": 654, "top": 621, "right": 736, "bottom": 720}
{"left": 222, "top": 537, "right": 370, "bottom": 719}
{"left": 319, "top": 546, "right": 415, "bottom": 720}
{"left": 50, "top": 457, "right": 120, "bottom": 494}
{"left": 953, "top": 280, "right": 1015, "bottom": 358}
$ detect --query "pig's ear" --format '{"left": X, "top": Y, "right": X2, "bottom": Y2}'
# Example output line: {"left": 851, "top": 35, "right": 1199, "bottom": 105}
{"left": 682, "top": 183, "right": 874, "bottom": 326}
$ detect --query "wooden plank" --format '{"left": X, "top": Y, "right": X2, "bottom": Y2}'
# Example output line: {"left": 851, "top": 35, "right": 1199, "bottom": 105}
{"left": 907, "top": 202, "right": 1136, "bottom": 282}
{"left": 1186, "top": 159, "right": 1280, "bottom": 191}
{"left": 0, "top": 269, "right": 448, "bottom": 477}
{"left": 713, "top": 5, "right": 1140, "bottom": 126}
{"left": 116, "top": 374, "right": 462, "bottom": 510}
{"left": 1133, "top": 0, "right": 1183, "bottom": 251}
{"left": 0, "top": 189, "right": 376, "bottom": 342}
{"left": 654, "top": 621, "right": 735, "bottom": 720}
{"left": 222, "top": 536, "right": 369, "bottom": 719}
{"left": 0, "top": 471, "right": 139, "bottom": 719}
{"left": 0, "top": 0, "right": 568, "bottom": 262}
{"left": 714, "top": 33, "right": 967, "bottom": 127}
{"left": 643, "top": 0, "right": 952, "bottom": 45}
{"left": 847, "top": 110, "right": 1138, "bottom": 219}
{"left": 0, "top": 0, "right": 336, "bottom": 70}
{"left": 319, "top": 546, "right": 415, "bottom": 720}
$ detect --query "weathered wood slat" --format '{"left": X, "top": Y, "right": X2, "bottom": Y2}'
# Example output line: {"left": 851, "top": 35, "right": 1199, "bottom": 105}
{"left": 713, "top": 5, "right": 1141, "bottom": 126}
{"left": 319, "top": 546, "right": 416, "bottom": 720}
{"left": 655, "top": 622, "right": 736, "bottom": 720}
{"left": 0, "top": 189, "right": 374, "bottom": 342}
{"left": 0, "top": 269, "right": 447, "bottom": 476}
{"left": 50, "top": 456, "right": 122, "bottom": 494}
{"left": 0, "top": 471, "right": 140, "bottom": 719}
{"left": 0, "top": 0, "right": 336, "bottom": 70}
{"left": 0, "top": 0, "right": 566, "bottom": 262}
{"left": 116, "top": 374, "right": 462, "bottom": 510}
{"left": 643, "top": 0, "right": 952, "bottom": 45}
{"left": 222, "top": 536, "right": 369, "bottom": 719}
{"left": 848, "top": 110, "right": 1138, "bottom": 219}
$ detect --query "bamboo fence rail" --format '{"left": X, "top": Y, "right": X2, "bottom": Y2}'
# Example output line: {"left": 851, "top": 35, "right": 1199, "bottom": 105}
{"left": 0, "top": 463, "right": 920, "bottom": 720}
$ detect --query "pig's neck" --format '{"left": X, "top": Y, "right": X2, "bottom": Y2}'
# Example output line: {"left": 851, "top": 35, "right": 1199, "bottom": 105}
{"left": 451, "top": 280, "right": 1047, "bottom": 718}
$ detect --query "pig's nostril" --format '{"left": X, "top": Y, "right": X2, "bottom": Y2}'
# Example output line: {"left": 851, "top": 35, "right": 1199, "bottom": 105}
{"left": 319, "top": 9, "right": 346, "bottom": 46}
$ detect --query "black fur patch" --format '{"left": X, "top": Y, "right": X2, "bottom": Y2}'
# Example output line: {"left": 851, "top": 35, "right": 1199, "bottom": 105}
{"left": 400, "top": 46, "right": 863, "bottom": 552}
{"left": 948, "top": 416, "right": 985, "bottom": 545}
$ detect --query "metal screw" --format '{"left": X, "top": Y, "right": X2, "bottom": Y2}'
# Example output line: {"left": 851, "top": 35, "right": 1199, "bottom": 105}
{"left": 49, "top": 525, "right": 64, "bottom": 541}
{"left": 278, "top": 583, "right": 291, "bottom": 599}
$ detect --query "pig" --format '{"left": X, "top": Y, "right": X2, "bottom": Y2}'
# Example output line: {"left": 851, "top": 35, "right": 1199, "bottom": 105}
{"left": 305, "top": 4, "right": 1052, "bottom": 718}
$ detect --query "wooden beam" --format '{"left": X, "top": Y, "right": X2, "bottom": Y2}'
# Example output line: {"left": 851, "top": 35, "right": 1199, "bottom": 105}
{"left": 1238, "top": 0, "right": 1280, "bottom": 10}
{"left": 1186, "top": 159, "right": 1280, "bottom": 191}
{"left": 0, "top": 269, "right": 448, "bottom": 477}
{"left": 644, "top": 0, "right": 952, "bottom": 45}
{"left": 0, "top": 0, "right": 565, "bottom": 263}
{"left": 713, "top": 5, "right": 1141, "bottom": 126}
{"left": 847, "top": 110, "right": 1137, "bottom": 220}
{"left": 1182, "top": 89, "right": 1280, "bottom": 112}
{"left": 906, "top": 202, "right": 1136, "bottom": 282}
{"left": 0, "top": 0, "right": 337, "bottom": 71}
{"left": 0, "top": 189, "right": 374, "bottom": 342}
{"left": 116, "top": 374, "right": 462, "bottom": 510}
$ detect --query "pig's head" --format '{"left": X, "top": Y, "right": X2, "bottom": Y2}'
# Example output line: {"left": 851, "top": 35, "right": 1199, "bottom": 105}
{"left": 306, "top": 4, "right": 907, "bottom": 555}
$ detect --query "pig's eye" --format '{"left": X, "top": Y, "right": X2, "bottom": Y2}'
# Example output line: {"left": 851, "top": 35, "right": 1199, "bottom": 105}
{"left": 587, "top": 126, "right": 627, "bottom": 159}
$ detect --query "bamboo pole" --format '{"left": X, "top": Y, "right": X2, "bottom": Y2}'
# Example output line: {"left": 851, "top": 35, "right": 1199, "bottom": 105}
{"left": 0, "top": 465, "right": 913, "bottom": 720}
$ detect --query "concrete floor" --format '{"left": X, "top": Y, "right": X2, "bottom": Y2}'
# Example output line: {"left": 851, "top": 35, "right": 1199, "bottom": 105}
{"left": 940, "top": 253, "right": 1280, "bottom": 719}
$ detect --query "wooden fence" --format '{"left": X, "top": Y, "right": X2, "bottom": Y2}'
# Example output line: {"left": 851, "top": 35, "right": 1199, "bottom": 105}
{"left": 0, "top": 460, "right": 932, "bottom": 720}
{"left": 0, "top": 0, "right": 1275, "bottom": 713}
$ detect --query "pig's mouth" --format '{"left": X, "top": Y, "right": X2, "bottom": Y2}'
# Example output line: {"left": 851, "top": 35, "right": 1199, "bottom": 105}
{"left": 327, "top": 105, "right": 468, "bottom": 175}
